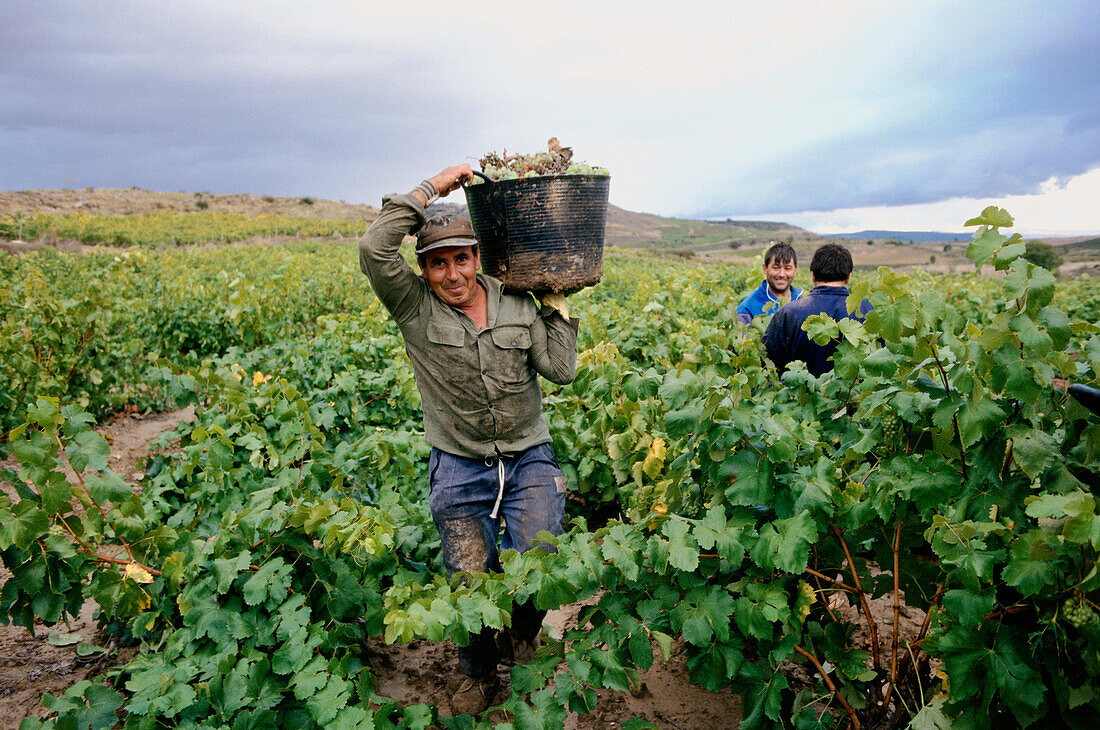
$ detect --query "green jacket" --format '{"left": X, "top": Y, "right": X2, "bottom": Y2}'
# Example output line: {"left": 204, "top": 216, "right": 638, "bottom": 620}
{"left": 358, "top": 193, "right": 579, "bottom": 459}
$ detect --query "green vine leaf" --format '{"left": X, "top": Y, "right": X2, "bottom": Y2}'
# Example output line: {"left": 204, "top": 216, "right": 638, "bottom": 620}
{"left": 1002, "top": 531, "right": 1060, "bottom": 596}
{"left": 749, "top": 511, "right": 818, "bottom": 573}
{"left": 965, "top": 205, "right": 1014, "bottom": 228}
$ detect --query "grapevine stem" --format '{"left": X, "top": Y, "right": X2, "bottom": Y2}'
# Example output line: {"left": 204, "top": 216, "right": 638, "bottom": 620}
{"left": 830, "top": 523, "right": 881, "bottom": 671}
{"left": 928, "top": 338, "right": 951, "bottom": 393}
{"left": 743, "top": 436, "right": 765, "bottom": 458}
{"left": 656, "top": 714, "right": 686, "bottom": 730}
{"left": 842, "top": 378, "right": 857, "bottom": 410}
{"left": 53, "top": 431, "right": 111, "bottom": 525}
{"left": 859, "top": 463, "right": 879, "bottom": 486}
{"left": 905, "top": 642, "right": 926, "bottom": 709}
{"left": 882, "top": 518, "right": 902, "bottom": 709}
{"left": 804, "top": 567, "right": 859, "bottom": 594}
{"left": 890, "top": 679, "right": 915, "bottom": 723}
{"left": 52, "top": 429, "right": 160, "bottom": 576}
{"left": 982, "top": 604, "right": 1031, "bottom": 623}
{"left": 61, "top": 325, "right": 95, "bottom": 385}
{"left": 794, "top": 644, "right": 862, "bottom": 730}
{"left": 915, "top": 585, "right": 944, "bottom": 644}
{"left": 809, "top": 568, "right": 842, "bottom": 624}
{"left": 952, "top": 417, "right": 969, "bottom": 482}
{"left": 928, "top": 339, "right": 969, "bottom": 481}
{"left": 56, "top": 516, "right": 161, "bottom": 576}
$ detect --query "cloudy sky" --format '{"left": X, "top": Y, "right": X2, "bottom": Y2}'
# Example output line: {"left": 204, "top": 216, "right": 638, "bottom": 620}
{"left": 2, "top": 1, "right": 1098, "bottom": 234}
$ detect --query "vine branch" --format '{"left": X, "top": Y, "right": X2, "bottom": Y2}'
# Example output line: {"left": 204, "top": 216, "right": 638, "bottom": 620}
{"left": 810, "top": 569, "right": 842, "bottom": 624}
{"left": 882, "top": 518, "right": 903, "bottom": 710}
{"left": 830, "top": 523, "right": 881, "bottom": 670}
{"left": 52, "top": 430, "right": 160, "bottom": 577}
{"left": 804, "top": 567, "right": 859, "bottom": 594}
{"left": 916, "top": 584, "right": 944, "bottom": 644}
{"left": 55, "top": 516, "right": 161, "bottom": 576}
{"left": 794, "top": 644, "right": 862, "bottom": 730}
{"left": 927, "top": 338, "right": 969, "bottom": 482}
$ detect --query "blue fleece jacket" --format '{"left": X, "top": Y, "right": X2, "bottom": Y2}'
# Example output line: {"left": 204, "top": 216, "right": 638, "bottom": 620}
{"left": 736, "top": 279, "right": 804, "bottom": 325}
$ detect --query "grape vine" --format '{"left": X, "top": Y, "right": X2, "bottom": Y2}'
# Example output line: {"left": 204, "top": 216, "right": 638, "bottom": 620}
{"left": 2, "top": 206, "right": 1098, "bottom": 729}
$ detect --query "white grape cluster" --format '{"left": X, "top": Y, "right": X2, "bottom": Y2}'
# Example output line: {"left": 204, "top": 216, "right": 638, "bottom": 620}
{"left": 627, "top": 480, "right": 664, "bottom": 522}
{"left": 479, "top": 164, "right": 518, "bottom": 181}
{"left": 1063, "top": 597, "right": 1097, "bottom": 629}
{"left": 880, "top": 412, "right": 903, "bottom": 454}
{"left": 48, "top": 523, "right": 67, "bottom": 537}
{"left": 565, "top": 162, "right": 610, "bottom": 176}
{"left": 475, "top": 144, "right": 609, "bottom": 182}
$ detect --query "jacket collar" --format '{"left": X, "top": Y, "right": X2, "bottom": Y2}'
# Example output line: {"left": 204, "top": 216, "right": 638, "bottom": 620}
{"left": 758, "top": 279, "right": 802, "bottom": 304}
{"left": 809, "top": 284, "right": 850, "bottom": 296}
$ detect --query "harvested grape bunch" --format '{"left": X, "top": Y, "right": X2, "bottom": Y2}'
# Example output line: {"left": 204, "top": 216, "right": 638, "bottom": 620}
{"left": 474, "top": 137, "right": 610, "bottom": 181}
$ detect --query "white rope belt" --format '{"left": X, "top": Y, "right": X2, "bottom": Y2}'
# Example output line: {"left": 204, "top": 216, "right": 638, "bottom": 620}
{"left": 489, "top": 457, "right": 505, "bottom": 519}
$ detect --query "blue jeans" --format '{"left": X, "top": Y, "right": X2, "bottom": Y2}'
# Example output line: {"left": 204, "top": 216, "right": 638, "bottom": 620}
{"left": 428, "top": 442, "right": 566, "bottom": 677}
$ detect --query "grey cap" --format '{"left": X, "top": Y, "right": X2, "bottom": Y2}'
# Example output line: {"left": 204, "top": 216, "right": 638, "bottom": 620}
{"left": 416, "top": 214, "right": 478, "bottom": 256}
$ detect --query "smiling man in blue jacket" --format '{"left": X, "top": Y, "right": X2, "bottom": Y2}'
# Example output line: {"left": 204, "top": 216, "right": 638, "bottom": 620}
{"left": 762, "top": 242, "right": 872, "bottom": 377}
{"left": 736, "top": 242, "right": 804, "bottom": 325}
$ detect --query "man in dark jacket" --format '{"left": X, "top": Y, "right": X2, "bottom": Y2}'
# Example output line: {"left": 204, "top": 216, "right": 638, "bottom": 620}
{"left": 762, "top": 243, "right": 871, "bottom": 377}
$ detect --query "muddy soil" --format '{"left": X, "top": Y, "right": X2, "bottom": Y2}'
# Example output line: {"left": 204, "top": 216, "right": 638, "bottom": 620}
{"left": 0, "top": 408, "right": 194, "bottom": 729}
{"left": 365, "top": 602, "right": 743, "bottom": 728}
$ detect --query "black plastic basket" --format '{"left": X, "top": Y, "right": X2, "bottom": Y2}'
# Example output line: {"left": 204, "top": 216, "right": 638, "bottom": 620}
{"left": 463, "top": 171, "right": 610, "bottom": 294}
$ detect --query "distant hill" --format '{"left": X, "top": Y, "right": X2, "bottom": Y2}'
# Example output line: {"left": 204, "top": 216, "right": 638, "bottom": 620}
{"left": 1, "top": 189, "right": 813, "bottom": 251}
{"left": 357, "top": 200, "right": 813, "bottom": 250}
{"left": 827, "top": 230, "right": 970, "bottom": 243}
{"left": 717, "top": 220, "right": 795, "bottom": 231}
{"left": 1061, "top": 236, "right": 1100, "bottom": 251}
{"left": 0, "top": 187, "right": 377, "bottom": 221}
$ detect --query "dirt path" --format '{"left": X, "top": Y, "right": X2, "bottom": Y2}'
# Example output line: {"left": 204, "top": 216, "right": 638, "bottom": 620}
{"left": 0, "top": 407, "right": 193, "bottom": 729}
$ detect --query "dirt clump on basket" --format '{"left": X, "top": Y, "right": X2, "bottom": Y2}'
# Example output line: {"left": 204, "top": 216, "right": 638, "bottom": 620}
{"left": 497, "top": 249, "right": 603, "bottom": 295}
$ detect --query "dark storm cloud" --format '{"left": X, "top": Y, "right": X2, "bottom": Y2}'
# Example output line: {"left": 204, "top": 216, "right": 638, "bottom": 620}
{"left": 4, "top": 2, "right": 1100, "bottom": 219}
{"left": 694, "top": 1, "right": 1100, "bottom": 217}
{"left": 0, "top": 3, "right": 476, "bottom": 200}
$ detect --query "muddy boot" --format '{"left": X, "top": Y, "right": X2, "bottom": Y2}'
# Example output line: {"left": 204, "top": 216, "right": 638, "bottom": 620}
{"left": 510, "top": 635, "right": 539, "bottom": 664}
{"left": 496, "top": 628, "right": 515, "bottom": 666}
{"left": 437, "top": 673, "right": 501, "bottom": 718}
{"left": 498, "top": 628, "right": 539, "bottom": 665}
{"left": 458, "top": 627, "right": 499, "bottom": 676}
{"left": 501, "top": 600, "right": 543, "bottom": 665}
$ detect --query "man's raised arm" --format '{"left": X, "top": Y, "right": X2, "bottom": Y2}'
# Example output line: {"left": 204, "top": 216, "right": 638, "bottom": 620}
{"left": 358, "top": 165, "right": 473, "bottom": 323}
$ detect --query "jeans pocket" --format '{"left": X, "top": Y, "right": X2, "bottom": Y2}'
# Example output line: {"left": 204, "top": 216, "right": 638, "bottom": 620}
{"left": 428, "top": 449, "right": 450, "bottom": 515}
{"left": 516, "top": 443, "right": 563, "bottom": 487}
{"left": 429, "top": 449, "right": 441, "bottom": 486}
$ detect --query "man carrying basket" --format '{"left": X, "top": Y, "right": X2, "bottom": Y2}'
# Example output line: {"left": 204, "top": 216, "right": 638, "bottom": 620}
{"left": 358, "top": 164, "right": 578, "bottom": 713}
